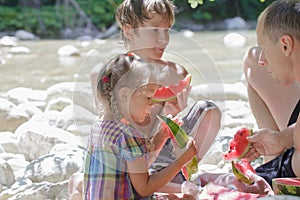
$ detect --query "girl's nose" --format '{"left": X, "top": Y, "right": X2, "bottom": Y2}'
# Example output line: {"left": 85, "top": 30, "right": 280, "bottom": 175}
{"left": 258, "top": 51, "right": 268, "bottom": 67}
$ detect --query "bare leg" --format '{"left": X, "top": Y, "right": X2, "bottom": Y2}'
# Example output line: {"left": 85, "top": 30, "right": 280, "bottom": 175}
{"left": 181, "top": 101, "right": 221, "bottom": 161}
{"left": 68, "top": 172, "right": 83, "bottom": 200}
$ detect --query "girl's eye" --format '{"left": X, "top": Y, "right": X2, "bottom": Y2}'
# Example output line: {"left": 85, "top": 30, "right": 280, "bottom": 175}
{"left": 152, "top": 28, "right": 158, "bottom": 32}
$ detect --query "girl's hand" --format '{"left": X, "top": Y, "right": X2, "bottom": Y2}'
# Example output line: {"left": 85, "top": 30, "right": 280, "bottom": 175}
{"left": 160, "top": 114, "right": 183, "bottom": 139}
{"left": 180, "top": 137, "right": 197, "bottom": 163}
{"left": 233, "top": 170, "right": 274, "bottom": 195}
{"left": 211, "top": 172, "right": 274, "bottom": 195}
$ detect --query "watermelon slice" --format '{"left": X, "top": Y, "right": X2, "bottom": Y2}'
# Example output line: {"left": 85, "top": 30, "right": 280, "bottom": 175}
{"left": 272, "top": 178, "right": 300, "bottom": 196}
{"left": 157, "top": 115, "right": 198, "bottom": 181}
{"left": 200, "top": 182, "right": 261, "bottom": 199}
{"left": 223, "top": 127, "right": 253, "bottom": 161}
{"left": 232, "top": 159, "right": 256, "bottom": 185}
{"left": 152, "top": 74, "right": 191, "bottom": 102}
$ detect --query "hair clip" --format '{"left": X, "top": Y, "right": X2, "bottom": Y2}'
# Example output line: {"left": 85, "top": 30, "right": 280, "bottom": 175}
{"left": 102, "top": 75, "right": 110, "bottom": 83}
{"left": 127, "top": 52, "right": 134, "bottom": 57}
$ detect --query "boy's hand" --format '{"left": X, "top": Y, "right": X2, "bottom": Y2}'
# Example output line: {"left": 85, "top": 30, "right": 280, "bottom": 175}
{"left": 175, "top": 85, "right": 192, "bottom": 111}
{"left": 162, "top": 85, "right": 192, "bottom": 116}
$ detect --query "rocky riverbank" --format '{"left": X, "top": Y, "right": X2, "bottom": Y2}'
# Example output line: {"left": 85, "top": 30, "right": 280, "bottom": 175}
{"left": 0, "top": 79, "right": 263, "bottom": 199}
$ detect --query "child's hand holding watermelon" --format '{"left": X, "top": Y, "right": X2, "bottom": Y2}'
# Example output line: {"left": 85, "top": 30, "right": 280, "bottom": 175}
{"left": 232, "top": 170, "right": 274, "bottom": 196}
{"left": 157, "top": 115, "right": 198, "bottom": 181}
{"left": 153, "top": 74, "right": 192, "bottom": 116}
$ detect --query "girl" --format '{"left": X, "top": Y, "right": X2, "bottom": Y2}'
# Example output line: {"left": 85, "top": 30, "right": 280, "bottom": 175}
{"left": 84, "top": 53, "right": 197, "bottom": 199}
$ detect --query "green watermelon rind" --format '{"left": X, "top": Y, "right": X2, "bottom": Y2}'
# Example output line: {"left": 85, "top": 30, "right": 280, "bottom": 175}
{"left": 273, "top": 179, "right": 300, "bottom": 196}
{"left": 184, "top": 157, "right": 198, "bottom": 178}
{"left": 157, "top": 115, "right": 198, "bottom": 181}
{"left": 231, "top": 161, "right": 254, "bottom": 185}
{"left": 157, "top": 115, "right": 189, "bottom": 148}
{"left": 152, "top": 95, "right": 177, "bottom": 102}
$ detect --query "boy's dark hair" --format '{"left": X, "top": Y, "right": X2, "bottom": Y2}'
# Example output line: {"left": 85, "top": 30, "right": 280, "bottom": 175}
{"left": 261, "top": 0, "right": 300, "bottom": 43}
{"left": 115, "top": 0, "right": 175, "bottom": 46}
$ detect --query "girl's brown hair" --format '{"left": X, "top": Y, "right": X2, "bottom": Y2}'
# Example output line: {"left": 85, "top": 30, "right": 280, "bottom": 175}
{"left": 97, "top": 54, "right": 135, "bottom": 113}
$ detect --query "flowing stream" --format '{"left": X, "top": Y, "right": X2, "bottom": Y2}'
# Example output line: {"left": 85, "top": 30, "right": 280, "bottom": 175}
{"left": 0, "top": 30, "right": 257, "bottom": 94}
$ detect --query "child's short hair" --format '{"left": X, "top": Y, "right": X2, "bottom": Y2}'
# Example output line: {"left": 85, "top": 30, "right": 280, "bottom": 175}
{"left": 115, "top": 0, "right": 175, "bottom": 46}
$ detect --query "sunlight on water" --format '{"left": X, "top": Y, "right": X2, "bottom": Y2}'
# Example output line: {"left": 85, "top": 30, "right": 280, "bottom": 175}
{"left": 0, "top": 30, "right": 256, "bottom": 93}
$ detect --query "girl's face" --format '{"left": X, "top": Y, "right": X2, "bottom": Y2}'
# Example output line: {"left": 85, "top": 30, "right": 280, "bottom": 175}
{"left": 128, "top": 12, "right": 171, "bottom": 62}
{"left": 128, "top": 83, "right": 159, "bottom": 123}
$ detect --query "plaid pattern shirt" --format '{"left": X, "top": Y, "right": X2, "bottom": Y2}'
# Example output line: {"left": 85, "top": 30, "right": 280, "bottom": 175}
{"left": 84, "top": 120, "right": 150, "bottom": 199}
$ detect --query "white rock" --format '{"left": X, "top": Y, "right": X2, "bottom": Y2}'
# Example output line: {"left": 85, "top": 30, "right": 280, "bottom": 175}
{"left": 67, "top": 124, "right": 90, "bottom": 147}
{"left": 17, "top": 103, "right": 43, "bottom": 118}
{"left": 0, "top": 36, "right": 18, "bottom": 47}
{"left": 46, "top": 82, "right": 95, "bottom": 113}
{"left": 0, "top": 132, "right": 19, "bottom": 154}
{"left": 9, "top": 46, "right": 31, "bottom": 54}
{"left": 15, "top": 30, "right": 37, "bottom": 40}
{"left": 223, "top": 32, "right": 247, "bottom": 48}
{"left": 53, "top": 105, "right": 96, "bottom": 131}
{"left": 73, "top": 81, "right": 95, "bottom": 113}
{"left": 224, "top": 17, "right": 248, "bottom": 30}
{"left": 46, "top": 82, "right": 75, "bottom": 102}
{"left": 45, "top": 97, "right": 73, "bottom": 112}
{"left": 5, "top": 87, "right": 32, "bottom": 104}
{"left": 0, "top": 98, "right": 29, "bottom": 132}
{"left": 15, "top": 120, "right": 82, "bottom": 161}
{"left": 0, "top": 159, "right": 15, "bottom": 187}
{"left": 6, "top": 87, "right": 47, "bottom": 106}
{"left": 2, "top": 181, "right": 68, "bottom": 200}
{"left": 0, "top": 153, "right": 28, "bottom": 176}
{"left": 24, "top": 144, "right": 84, "bottom": 183}
{"left": 57, "top": 45, "right": 80, "bottom": 57}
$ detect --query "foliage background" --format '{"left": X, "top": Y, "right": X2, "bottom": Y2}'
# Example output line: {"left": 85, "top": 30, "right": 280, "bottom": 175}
{"left": 0, "top": 0, "right": 275, "bottom": 38}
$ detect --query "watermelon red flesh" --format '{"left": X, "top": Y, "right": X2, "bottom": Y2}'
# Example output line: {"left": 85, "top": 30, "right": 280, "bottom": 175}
{"left": 232, "top": 159, "right": 256, "bottom": 185}
{"left": 203, "top": 182, "right": 261, "bottom": 200}
{"left": 276, "top": 178, "right": 300, "bottom": 186}
{"left": 223, "top": 127, "right": 253, "bottom": 161}
{"left": 152, "top": 74, "right": 191, "bottom": 102}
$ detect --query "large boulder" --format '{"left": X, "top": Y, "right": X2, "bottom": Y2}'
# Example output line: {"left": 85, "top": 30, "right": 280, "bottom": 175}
{"left": 24, "top": 143, "right": 85, "bottom": 183}
{"left": 0, "top": 159, "right": 15, "bottom": 187}
{"left": 15, "top": 119, "right": 82, "bottom": 161}
{"left": 0, "top": 98, "right": 29, "bottom": 132}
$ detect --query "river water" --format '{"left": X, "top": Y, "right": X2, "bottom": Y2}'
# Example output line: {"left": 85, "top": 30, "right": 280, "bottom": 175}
{"left": 0, "top": 30, "right": 257, "bottom": 93}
